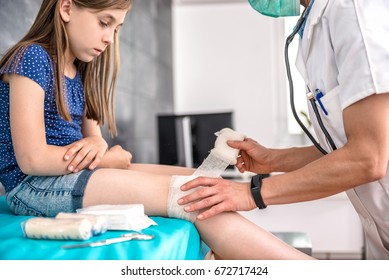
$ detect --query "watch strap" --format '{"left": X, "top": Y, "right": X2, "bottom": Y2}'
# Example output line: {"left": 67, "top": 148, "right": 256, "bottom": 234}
{"left": 250, "top": 174, "right": 268, "bottom": 209}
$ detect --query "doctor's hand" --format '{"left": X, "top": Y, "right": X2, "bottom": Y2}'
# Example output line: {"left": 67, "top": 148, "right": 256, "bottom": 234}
{"left": 178, "top": 177, "right": 257, "bottom": 220}
{"left": 228, "top": 138, "right": 272, "bottom": 174}
{"left": 64, "top": 136, "right": 108, "bottom": 173}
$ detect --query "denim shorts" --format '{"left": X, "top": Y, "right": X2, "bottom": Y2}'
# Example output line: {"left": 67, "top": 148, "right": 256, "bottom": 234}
{"left": 6, "top": 170, "right": 96, "bottom": 217}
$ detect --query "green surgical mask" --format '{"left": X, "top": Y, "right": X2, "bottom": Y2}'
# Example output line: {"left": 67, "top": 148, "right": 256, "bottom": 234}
{"left": 248, "top": 0, "right": 300, "bottom": 18}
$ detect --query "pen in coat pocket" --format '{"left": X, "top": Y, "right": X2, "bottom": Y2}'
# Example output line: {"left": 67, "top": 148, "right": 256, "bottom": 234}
{"left": 315, "top": 89, "right": 328, "bottom": 115}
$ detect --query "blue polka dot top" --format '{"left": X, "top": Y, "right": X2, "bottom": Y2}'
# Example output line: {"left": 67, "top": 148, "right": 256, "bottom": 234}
{"left": 0, "top": 44, "right": 84, "bottom": 192}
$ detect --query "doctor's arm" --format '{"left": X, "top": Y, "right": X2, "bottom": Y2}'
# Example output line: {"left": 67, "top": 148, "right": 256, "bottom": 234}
{"left": 260, "top": 92, "right": 389, "bottom": 204}
{"left": 229, "top": 138, "right": 323, "bottom": 174}
{"left": 179, "top": 93, "right": 389, "bottom": 220}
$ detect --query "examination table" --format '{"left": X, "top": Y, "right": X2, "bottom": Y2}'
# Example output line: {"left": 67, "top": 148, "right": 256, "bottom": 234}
{"left": 0, "top": 195, "right": 312, "bottom": 259}
{"left": 0, "top": 196, "right": 207, "bottom": 260}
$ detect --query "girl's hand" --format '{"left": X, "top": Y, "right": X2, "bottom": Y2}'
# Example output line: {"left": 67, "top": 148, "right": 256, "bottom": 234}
{"left": 63, "top": 136, "right": 108, "bottom": 172}
{"left": 178, "top": 177, "right": 257, "bottom": 220}
{"left": 99, "top": 145, "right": 133, "bottom": 169}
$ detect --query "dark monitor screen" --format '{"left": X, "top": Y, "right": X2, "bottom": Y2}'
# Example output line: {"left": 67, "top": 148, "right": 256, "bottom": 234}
{"left": 157, "top": 112, "right": 234, "bottom": 168}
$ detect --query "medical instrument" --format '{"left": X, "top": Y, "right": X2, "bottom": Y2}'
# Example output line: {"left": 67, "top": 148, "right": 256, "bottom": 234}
{"left": 284, "top": 7, "right": 337, "bottom": 154}
{"left": 61, "top": 233, "right": 154, "bottom": 249}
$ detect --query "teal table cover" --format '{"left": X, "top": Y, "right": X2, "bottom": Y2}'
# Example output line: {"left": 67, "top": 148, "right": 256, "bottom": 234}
{"left": 0, "top": 196, "right": 207, "bottom": 260}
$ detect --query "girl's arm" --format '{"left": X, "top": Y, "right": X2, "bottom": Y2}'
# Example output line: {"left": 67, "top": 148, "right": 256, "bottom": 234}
{"left": 76, "top": 117, "right": 133, "bottom": 170}
{"left": 9, "top": 74, "right": 115, "bottom": 175}
{"left": 78, "top": 118, "right": 195, "bottom": 173}
{"left": 62, "top": 116, "right": 108, "bottom": 172}
{"left": 9, "top": 74, "right": 74, "bottom": 175}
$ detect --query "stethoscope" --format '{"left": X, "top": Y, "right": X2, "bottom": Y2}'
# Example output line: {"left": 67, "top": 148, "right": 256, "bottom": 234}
{"left": 284, "top": 7, "right": 337, "bottom": 155}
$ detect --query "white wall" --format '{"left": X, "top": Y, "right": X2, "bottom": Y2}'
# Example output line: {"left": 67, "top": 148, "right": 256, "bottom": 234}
{"left": 172, "top": 1, "right": 364, "bottom": 258}
{"left": 172, "top": 1, "right": 298, "bottom": 148}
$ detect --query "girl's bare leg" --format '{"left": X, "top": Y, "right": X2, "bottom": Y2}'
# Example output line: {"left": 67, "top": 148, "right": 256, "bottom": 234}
{"left": 195, "top": 212, "right": 313, "bottom": 260}
{"left": 83, "top": 168, "right": 313, "bottom": 260}
{"left": 128, "top": 163, "right": 195, "bottom": 176}
{"left": 83, "top": 168, "right": 171, "bottom": 216}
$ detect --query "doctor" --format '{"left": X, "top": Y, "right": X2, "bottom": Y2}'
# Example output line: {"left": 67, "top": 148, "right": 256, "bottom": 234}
{"left": 178, "top": 0, "right": 389, "bottom": 259}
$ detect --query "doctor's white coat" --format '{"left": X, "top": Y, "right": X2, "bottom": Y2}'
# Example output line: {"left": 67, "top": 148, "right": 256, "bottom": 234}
{"left": 296, "top": 0, "right": 389, "bottom": 259}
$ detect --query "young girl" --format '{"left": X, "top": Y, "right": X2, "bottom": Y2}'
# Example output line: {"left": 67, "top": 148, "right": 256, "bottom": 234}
{"left": 0, "top": 0, "right": 312, "bottom": 260}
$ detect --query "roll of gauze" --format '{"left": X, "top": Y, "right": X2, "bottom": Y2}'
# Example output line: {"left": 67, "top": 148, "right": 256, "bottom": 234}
{"left": 22, "top": 217, "right": 93, "bottom": 240}
{"left": 167, "top": 128, "right": 245, "bottom": 222}
{"left": 56, "top": 212, "right": 108, "bottom": 235}
{"left": 210, "top": 128, "right": 245, "bottom": 165}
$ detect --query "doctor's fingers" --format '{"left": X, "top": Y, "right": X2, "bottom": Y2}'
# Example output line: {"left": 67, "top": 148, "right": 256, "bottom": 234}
{"left": 183, "top": 191, "right": 226, "bottom": 218}
{"left": 178, "top": 181, "right": 221, "bottom": 207}
{"left": 189, "top": 189, "right": 247, "bottom": 220}
{"left": 236, "top": 157, "right": 248, "bottom": 173}
{"left": 180, "top": 176, "right": 221, "bottom": 191}
{"left": 227, "top": 137, "right": 257, "bottom": 151}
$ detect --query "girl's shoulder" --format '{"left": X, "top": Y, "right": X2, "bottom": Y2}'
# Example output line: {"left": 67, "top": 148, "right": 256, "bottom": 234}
{"left": 22, "top": 44, "right": 52, "bottom": 64}
{"left": 1, "top": 44, "right": 51, "bottom": 73}
{"left": 25, "top": 43, "right": 47, "bottom": 53}
{"left": 3, "top": 43, "right": 55, "bottom": 92}
{"left": 17, "top": 43, "right": 54, "bottom": 75}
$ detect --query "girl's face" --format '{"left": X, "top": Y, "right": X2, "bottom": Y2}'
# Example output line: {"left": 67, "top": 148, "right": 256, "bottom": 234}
{"left": 61, "top": 1, "right": 127, "bottom": 63}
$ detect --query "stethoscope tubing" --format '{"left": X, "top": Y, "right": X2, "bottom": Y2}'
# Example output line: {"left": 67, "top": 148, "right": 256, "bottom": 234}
{"left": 284, "top": 7, "right": 337, "bottom": 155}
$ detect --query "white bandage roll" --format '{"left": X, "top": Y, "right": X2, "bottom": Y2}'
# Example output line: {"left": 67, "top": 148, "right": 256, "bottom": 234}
{"left": 56, "top": 212, "right": 108, "bottom": 236}
{"left": 210, "top": 128, "right": 245, "bottom": 165}
{"left": 22, "top": 217, "right": 93, "bottom": 240}
{"left": 167, "top": 128, "right": 245, "bottom": 222}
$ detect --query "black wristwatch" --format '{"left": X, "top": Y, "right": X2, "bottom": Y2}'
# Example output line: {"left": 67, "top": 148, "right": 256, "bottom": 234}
{"left": 250, "top": 174, "right": 269, "bottom": 209}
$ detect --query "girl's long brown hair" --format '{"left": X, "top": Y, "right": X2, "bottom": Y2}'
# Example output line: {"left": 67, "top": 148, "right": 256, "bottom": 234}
{"left": 0, "top": 0, "right": 132, "bottom": 136}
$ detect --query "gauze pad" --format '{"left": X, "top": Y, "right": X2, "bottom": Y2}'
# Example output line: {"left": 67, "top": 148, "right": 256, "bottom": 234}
{"left": 76, "top": 204, "right": 157, "bottom": 231}
{"left": 167, "top": 128, "right": 245, "bottom": 222}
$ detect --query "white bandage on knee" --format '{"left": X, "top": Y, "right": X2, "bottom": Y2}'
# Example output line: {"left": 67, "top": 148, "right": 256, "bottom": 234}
{"left": 167, "top": 175, "right": 200, "bottom": 222}
{"left": 167, "top": 128, "right": 245, "bottom": 222}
